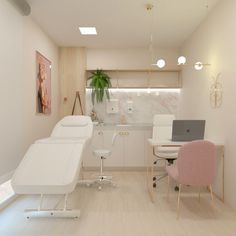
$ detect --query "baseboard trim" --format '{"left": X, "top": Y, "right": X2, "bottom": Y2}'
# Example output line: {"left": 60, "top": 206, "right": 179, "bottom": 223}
{"left": 0, "top": 194, "right": 18, "bottom": 211}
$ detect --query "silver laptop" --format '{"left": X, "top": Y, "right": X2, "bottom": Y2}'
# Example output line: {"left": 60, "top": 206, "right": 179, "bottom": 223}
{"left": 172, "top": 120, "right": 205, "bottom": 141}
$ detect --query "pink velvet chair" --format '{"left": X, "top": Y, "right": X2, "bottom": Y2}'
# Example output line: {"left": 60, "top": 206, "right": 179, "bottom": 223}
{"left": 166, "top": 140, "right": 217, "bottom": 218}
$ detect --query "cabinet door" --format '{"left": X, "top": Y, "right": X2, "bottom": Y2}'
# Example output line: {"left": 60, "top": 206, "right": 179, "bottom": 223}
{"left": 124, "top": 130, "right": 145, "bottom": 167}
{"left": 83, "top": 129, "right": 104, "bottom": 167}
{"left": 103, "top": 130, "right": 124, "bottom": 167}
{"left": 144, "top": 129, "right": 153, "bottom": 166}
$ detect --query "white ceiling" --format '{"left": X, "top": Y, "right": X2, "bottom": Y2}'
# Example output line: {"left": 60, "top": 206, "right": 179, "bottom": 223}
{"left": 27, "top": 0, "right": 221, "bottom": 48}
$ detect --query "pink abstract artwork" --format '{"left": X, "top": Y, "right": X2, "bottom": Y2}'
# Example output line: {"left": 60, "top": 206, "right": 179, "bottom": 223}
{"left": 36, "top": 51, "right": 51, "bottom": 114}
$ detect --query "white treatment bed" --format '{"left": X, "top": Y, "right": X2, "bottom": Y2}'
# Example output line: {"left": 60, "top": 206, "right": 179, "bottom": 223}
{"left": 11, "top": 116, "right": 93, "bottom": 218}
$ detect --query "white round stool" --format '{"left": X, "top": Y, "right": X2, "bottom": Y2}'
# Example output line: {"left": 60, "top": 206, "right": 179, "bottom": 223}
{"left": 93, "top": 149, "right": 115, "bottom": 190}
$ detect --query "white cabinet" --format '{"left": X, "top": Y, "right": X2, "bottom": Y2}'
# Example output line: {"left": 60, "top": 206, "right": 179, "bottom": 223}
{"left": 123, "top": 130, "right": 145, "bottom": 167}
{"left": 103, "top": 130, "right": 124, "bottom": 167}
{"left": 83, "top": 127, "right": 152, "bottom": 168}
{"left": 144, "top": 129, "right": 153, "bottom": 167}
{"left": 83, "top": 130, "right": 103, "bottom": 167}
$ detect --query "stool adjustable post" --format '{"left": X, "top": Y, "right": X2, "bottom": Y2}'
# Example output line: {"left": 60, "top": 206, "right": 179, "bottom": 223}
{"left": 93, "top": 149, "right": 114, "bottom": 190}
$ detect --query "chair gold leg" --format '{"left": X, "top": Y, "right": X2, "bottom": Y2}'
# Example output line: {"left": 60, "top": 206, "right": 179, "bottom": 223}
{"left": 198, "top": 187, "right": 201, "bottom": 203}
{"left": 167, "top": 175, "right": 170, "bottom": 201}
{"left": 209, "top": 185, "right": 214, "bottom": 202}
{"left": 177, "top": 184, "right": 181, "bottom": 219}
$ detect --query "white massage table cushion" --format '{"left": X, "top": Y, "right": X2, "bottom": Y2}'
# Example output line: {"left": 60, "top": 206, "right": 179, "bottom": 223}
{"left": 12, "top": 142, "right": 84, "bottom": 194}
{"left": 12, "top": 116, "right": 93, "bottom": 195}
{"left": 35, "top": 137, "right": 87, "bottom": 144}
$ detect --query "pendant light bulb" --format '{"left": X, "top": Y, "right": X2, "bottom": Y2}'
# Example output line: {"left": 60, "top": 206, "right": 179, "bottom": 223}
{"left": 178, "top": 56, "right": 187, "bottom": 65}
{"left": 156, "top": 59, "right": 166, "bottom": 68}
{"left": 194, "top": 62, "right": 204, "bottom": 71}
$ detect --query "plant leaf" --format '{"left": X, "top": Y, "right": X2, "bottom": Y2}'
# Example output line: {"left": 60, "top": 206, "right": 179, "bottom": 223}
{"left": 89, "top": 69, "right": 111, "bottom": 104}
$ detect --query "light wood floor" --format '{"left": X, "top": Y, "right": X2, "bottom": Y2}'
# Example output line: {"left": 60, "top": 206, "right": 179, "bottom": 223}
{"left": 0, "top": 171, "right": 236, "bottom": 236}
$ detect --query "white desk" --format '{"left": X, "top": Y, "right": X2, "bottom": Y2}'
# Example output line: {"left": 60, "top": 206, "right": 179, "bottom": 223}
{"left": 146, "top": 139, "right": 225, "bottom": 203}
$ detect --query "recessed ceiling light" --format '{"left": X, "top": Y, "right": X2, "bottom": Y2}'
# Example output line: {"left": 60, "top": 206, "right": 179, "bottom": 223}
{"left": 79, "top": 27, "right": 97, "bottom": 35}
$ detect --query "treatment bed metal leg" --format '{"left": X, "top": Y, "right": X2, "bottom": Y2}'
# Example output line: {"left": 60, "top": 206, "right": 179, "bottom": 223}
{"left": 25, "top": 194, "right": 80, "bottom": 219}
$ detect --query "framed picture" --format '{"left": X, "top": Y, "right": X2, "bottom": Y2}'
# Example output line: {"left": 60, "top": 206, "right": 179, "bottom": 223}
{"left": 36, "top": 51, "right": 51, "bottom": 114}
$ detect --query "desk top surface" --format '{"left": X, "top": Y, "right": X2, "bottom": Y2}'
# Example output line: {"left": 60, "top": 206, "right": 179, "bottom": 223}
{"left": 148, "top": 138, "right": 224, "bottom": 147}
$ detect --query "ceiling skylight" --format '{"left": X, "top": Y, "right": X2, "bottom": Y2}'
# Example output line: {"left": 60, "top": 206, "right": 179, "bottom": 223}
{"left": 79, "top": 27, "right": 97, "bottom": 35}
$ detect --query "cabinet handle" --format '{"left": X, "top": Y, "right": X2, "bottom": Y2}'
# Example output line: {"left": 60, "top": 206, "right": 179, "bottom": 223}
{"left": 98, "top": 131, "right": 103, "bottom": 135}
{"left": 118, "top": 131, "right": 129, "bottom": 136}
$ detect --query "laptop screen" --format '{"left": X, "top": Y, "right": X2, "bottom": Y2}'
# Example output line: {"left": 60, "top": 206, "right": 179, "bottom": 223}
{"left": 172, "top": 120, "right": 205, "bottom": 141}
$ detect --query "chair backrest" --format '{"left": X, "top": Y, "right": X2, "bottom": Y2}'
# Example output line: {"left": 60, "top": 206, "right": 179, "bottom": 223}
{"left": 51, "top": 115, "right": 93, "bottom": 140}
{"left": 176, "top": 140, "right": 216, "bottom": 186}
{"left": 152, "top": 114, "right": 175, "bottom": 141}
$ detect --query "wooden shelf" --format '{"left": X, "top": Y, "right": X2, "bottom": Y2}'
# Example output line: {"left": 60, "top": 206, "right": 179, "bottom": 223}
{"left": 86, "top": 69, "right": 182, "bottom": 88}
{"left": 86, "top": 87, "right": 181, "bottom": 89}
{"left": 86, "top": 69, "right": 181, "bottom": 73}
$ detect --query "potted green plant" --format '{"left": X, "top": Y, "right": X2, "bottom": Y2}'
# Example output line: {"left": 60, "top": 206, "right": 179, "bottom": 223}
{"left": 88, "top": 69, "right": 112, "bottom": 105}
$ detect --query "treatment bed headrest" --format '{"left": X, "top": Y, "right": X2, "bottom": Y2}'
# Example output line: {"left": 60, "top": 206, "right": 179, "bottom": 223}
{"left": 61, "top": 120, "right": 88, "bottom": 127}
{"left": 51, "top": 116, "right": 93, "bottom": 139}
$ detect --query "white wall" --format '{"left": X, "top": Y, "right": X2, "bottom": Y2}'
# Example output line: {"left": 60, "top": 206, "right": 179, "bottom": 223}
{"left": 179, "top": 0, "right": 236, "bottom": 208}
{"left": 0, "top": 0, "right": 60, "bottom": 181}
{"left": 86, "top": 48, "right": 179, "bottom": 70}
